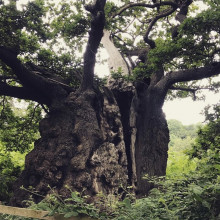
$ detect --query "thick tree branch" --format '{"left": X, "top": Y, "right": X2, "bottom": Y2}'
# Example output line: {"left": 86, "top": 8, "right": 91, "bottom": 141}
{"left": 0, "top": 82, "right": 49, "bottom": 104}
{"left": 156, "top": 62, "right": 220, "bottom": 93}
{"left": 101, "top": 30, "right": 130, "bottom": 76}
{"left": 0, "top": 46, "right": 69, "bottom": 103}
{"left": 175, "top": 0, "right": 192, "bottom": 23}
{"left": 81, "top": 0, "right": 106, "bottom": 91}
{"left": 0, "top": 47, "right": 48, "bottom": 88}
{"left": 123, "top": 48, "right": 149, "bottom": 63}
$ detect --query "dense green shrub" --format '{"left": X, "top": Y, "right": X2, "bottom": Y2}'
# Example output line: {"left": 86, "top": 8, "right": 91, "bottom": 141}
{"left": 1, "top": 104, "right": 219, "bottom": 219}
{"left": 0, "top": 101, "right": 41, "bottom": 204}
{"left": 0, "top": 148, "right": 24, "bottom": 203}
{"left": 109, "top": 104, "right": 220, "bottom": 219}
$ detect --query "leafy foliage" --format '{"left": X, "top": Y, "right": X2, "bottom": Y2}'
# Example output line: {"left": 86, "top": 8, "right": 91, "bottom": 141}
{"left": 0, "top": 144, "right": 25, "bottom": 203}
{"left": 0, "top": 99, "right": 42, "bottom": 152}
{"left": 27, "top": 190, "right": 100, "bottom": 219}
{"left": 0, "top": 0, "right": 50, "bottom": 54}
{"left": 0, "top": 0, "right": 219, "bottom": 219}
{"left": 168, "top": 119, "right": 200, "bottom": 141}
{"left": 0, "top": 99, "right": 42, "bottom": 203}
{"left": 142, "top": 6, "right": 220, "bottom": 73}
{"left": 2, "top": 105, "right": 219, "bottom": 219}
{"left": 166, "top": 119, "right": 199, "bottom": 177}
{"left": 106, "top": 104, "right": 220, "bottom": 219}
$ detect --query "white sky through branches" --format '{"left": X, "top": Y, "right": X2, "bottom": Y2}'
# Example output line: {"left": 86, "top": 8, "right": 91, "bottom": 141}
{"left": 9, "top": 0, "right": 220, "bottom": 125}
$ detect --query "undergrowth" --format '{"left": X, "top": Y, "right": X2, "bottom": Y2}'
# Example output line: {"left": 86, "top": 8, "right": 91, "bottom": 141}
{"left": 1, "top": 105, "right": 219, "bottom": 220}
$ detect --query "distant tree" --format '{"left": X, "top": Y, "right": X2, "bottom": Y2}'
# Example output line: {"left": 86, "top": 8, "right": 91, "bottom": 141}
{"left": 110, "top": 104, "right": 220, "bottom": 219}
{"left": 168, "top": 119, "right": 187, "bottom": 139}
{"left": 0, "top": 0, "right": 219, "bottom": 206}
{"left": 166, "top": 120, "right": 199, "bottom": 177}
{"left": 168, "top": 119, "right": 201, "bottom": 150}
{"left": 189, "top": 103, "right": 220, "bottom": 160}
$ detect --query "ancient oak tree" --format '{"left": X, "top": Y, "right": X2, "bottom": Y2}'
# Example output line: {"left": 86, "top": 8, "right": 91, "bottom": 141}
{"left": 0, "top": 0, "right": 219, "bottom": 206}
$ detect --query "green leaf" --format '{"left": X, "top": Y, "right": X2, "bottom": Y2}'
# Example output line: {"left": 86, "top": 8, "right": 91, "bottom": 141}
{"left": 190, "top": 184, "right": 203, "bottom": 195}
{"left": 64, "top": 211, "right": 79, "bottom": 218}
{"left": 123, "top": 198, "right": 131, "bottom": 209}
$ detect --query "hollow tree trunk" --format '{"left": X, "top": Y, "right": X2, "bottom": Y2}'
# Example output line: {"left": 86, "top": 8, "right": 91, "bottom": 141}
{"left": 110, "top": 80, "right": 169, "bottom": 196}
{"left": 10, "top": 80, "right": 169, "bottom": 206}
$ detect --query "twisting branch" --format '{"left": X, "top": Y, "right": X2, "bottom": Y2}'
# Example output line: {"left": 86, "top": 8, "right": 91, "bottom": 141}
{"left": 144, "top": 7, "right": 177, "bottom": 48}
{"left": 112, "top": 1, "right": 177, "bottom": 18}
{"left": 112, "top": 1, "right": 178, "bottom": 49}
{"left": 172, "top": 0, "right": 193, "bottom": 38}
{"left": 81, "top": 0, "right": 106, "bottom": 91}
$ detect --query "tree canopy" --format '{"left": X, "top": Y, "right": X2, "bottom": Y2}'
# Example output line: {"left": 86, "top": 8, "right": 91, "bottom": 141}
{"left": 0, "top": 0, "right": 219, "bottom": 104}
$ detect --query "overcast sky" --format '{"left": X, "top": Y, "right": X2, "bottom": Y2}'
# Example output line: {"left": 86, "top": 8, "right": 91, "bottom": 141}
{"left": 163, "top": 92, "right": 219, "bottom": 125}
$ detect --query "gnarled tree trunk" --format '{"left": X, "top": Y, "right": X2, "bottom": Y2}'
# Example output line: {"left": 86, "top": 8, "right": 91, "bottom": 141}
{"left": 109, "top": 79, "right": 169, "bottom": 196}
{"left": 10, "top": 78, "right": 169, "bottom": 206}
{"left": 11, "top": 89, "right": 128, "bottom": 206}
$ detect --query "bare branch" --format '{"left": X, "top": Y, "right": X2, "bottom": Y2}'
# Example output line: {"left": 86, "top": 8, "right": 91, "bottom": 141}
{"left": 144, "top": 7, "right": 177, "bottom": 48}
{"left": 170, "top": 85, "right": 197, "bottom": 100}
{"left": 113, "top": 1, "right": 177, "bottom": 18}
{"left": 101, "top": 30, "right": 130, "bottom": 76}
{"left": 170, "top": 84, "right": 218, "bottom": 100}
{"left": 170, "top": 85, "right": 216, "bottom": 92}
{"left": 170, "top": 85, "right": 198, "bottom": 90}
{"left": 81, "top": 0, "right": 106, "bottom": 91}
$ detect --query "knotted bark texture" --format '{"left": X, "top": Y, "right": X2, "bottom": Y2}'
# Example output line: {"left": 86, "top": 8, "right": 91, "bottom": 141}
{"left": 11, "top": 89, "right": 128, "bottom": 206}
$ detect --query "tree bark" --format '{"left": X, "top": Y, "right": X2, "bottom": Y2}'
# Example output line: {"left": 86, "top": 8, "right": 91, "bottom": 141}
{"left": 135, "top": 87, "right": 169, "bottom": 196}
{"left": 109, "top": 78, "right": 169, "bottom": 196}
{"left": 101, "top": 30, "right": 130, "bottom": 75}
{"left": 10, "top": 88, "right": 128, "bottom": 206}
{"left": 10, "top": 75, "right": 170, "bottom": 206}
